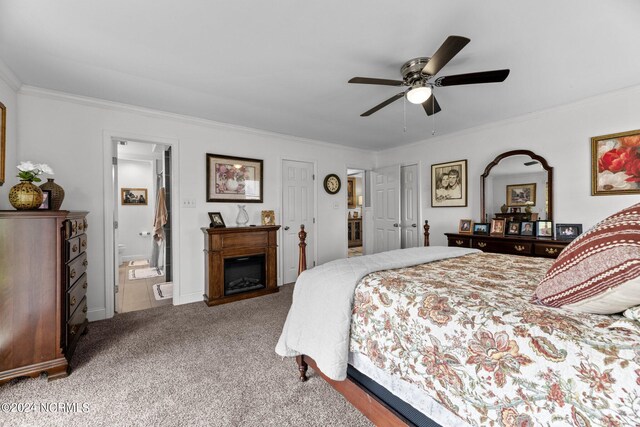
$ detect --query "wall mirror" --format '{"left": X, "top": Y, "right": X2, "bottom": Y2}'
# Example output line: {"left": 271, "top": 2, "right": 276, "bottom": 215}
{"left": 481, "top": 150, "right": 553, "bottom": 222}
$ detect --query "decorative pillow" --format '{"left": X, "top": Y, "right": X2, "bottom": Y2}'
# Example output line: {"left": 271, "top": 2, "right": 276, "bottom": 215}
{"left": 535, "top": 202, "right": 640, "bottom": 314}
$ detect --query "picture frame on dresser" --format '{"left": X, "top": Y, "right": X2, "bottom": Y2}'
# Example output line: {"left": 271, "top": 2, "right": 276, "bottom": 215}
{"left": 506, "top": 221, "right": 521, "bottom": 236}
{"left": 537, "top": 221, "right": 553, "bottom": 237}
{"left": 556, "top": 223, "right": 582, "bottom": 240}
{"left": 490, "top": 218, "right": 505, "bottom": 236}
{"left": 473, "top": 223, "right": 489, "bottom": 235}
{"left": 520, "top": 221, "right": 535, "bottom": 236}
{"left": 458, "top": 219, "right": 473, "bottom": 234}
{"left": 38, "top": 190, "right": 52, "bottom": 210}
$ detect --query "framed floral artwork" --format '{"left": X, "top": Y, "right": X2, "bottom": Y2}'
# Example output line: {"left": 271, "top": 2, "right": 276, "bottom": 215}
{"left": 506, "top": 183, "right": 536, "bottom": 206}
{"left": 592, "top": 129, "right": 640, "bottom": 195}
{"left": 206, "top": 154, "right": 263, "bottom": 203}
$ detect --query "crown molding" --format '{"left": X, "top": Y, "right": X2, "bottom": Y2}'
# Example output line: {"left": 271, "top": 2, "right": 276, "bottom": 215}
{"left": 18, "top": 85, "right": 374, "bottom": 155}
{"left": 0, "top": 58, "right": 22, "bottom": 91}
{"left": 375, "top": 83, "right": 640, "bottom": 155}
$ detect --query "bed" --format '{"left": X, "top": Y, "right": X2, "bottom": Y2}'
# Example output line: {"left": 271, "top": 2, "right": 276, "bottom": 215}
{"left": 277, "top": 221, "right": 640, "bottom": 426}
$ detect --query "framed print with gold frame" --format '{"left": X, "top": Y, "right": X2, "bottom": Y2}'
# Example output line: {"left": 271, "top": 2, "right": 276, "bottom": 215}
{"left": 591, "top": 129, "right": 640, "bottom": 196}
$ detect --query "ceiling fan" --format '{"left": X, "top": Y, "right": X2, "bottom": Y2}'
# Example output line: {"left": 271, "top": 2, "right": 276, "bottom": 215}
{"left": 348, "top": 35, "right": 510, "bottom": 117}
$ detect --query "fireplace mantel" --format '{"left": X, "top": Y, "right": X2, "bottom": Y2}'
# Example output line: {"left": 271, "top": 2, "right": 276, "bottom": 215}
{"left": 202, "top": 225, "right": 280, "bottom": 306}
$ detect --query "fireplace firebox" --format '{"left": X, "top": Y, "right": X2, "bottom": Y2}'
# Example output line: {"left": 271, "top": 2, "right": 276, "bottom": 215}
{"left": 224, "top": 255, "right": 266, "bottom": 296}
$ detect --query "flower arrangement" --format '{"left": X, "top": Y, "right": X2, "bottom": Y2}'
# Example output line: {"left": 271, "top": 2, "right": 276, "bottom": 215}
{"left": 16, "top": 161, "right": 54, "bottom": 183}
{"left": 215, "top": 163, "right": 251, "bottom": 194}
{"left": 524, "top": 201, "right": 534, "bottom": 213}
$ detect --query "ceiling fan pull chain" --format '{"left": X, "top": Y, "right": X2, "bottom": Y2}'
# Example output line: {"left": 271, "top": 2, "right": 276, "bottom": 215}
{"left": 403, "top": 96, "right": 407, "bottom": 132}
{"left": 431, "top": 95, "right": 436, "bottom": 135}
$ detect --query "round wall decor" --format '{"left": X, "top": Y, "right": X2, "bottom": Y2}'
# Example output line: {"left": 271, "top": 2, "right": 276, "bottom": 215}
{"left": 323, "top": 174, "right": 341, "bottom": 194}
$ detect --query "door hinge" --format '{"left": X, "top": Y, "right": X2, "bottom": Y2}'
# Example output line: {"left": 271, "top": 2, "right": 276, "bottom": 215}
{"left": 312, "top": 174, "right": 315, "bottom": 180}
{"left": 313, "top": 261, "right": 316, "bottom": 267}
{"left": 115, "top": 285, "right": 119, "bottom": 293}
{"left": 114, "top": 220, "right": 119, "bottom": 229}
{"left": 112, "top": 157, "right": 118, "bottom": 165}
{"left": 313, "top": 218, "right": 316, "bottom": 223}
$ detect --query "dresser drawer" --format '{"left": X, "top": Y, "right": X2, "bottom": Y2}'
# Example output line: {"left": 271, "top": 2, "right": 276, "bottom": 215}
{"left": 501, "top": 241, "right": 533, "bottom": 256}
{"left": 448, "top": 236, "right": 471, "bottom": 248}
{"left": 66, "top": 236, "right": 82, "bottom": 261}
{"left": 534, "top": 243, "right": 565, "bottom": 258}
{"left": 67, "top": 297, "right": 87, "bottom": 341}
{"left": 67, "top": 273, "right": 88, "bottom": 319}
{"left": 65, "top": 218, "right": 88, "bottom": 239}
{"left": 66, "top": 252, "right": 88, "bottom": 289}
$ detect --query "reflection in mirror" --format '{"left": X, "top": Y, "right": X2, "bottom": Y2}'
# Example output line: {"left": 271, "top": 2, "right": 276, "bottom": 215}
{"left": 481, "top": 150, "right": 553, "bottom": 223}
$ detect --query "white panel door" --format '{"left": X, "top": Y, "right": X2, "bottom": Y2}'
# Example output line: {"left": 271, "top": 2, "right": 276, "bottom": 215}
{"left": 401, "top": 164, "right": 419, "bottom": 248}
{"left": 282, "top": 160, "right": 315, "bottom": 284}
{"left": 372, "top": 165, "right": 401, "bottom": 253}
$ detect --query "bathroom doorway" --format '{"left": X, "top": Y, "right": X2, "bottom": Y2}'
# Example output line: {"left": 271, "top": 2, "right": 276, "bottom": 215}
{"left": 347, "top": 168, "right": 366, "bottom": 258}
{"left": 113, "top": 140, "right": 173, "bottom": 313}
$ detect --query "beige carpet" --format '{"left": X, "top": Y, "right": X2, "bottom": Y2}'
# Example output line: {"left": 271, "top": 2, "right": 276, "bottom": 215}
{"left": 0, "top": 285, "right": 370, "bottom": 427}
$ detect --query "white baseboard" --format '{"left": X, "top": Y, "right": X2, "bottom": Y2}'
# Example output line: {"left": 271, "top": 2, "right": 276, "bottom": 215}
{"left": 175, "top": 291, "right": 202, "bottom": 306}
{"left": 87, "top": 307, "right": 107, "bottom": 322}
{"left": 121, "top": 254, "right": 151, "bottom": 263}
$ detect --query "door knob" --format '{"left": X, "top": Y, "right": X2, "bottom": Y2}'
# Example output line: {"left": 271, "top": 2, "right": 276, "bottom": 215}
{"left": 411, "top": 224, "right": 417, "bottom": 227}
{"left": 393, "top": 223, "right": 399, "bottom": 227}
{"left": 284, "top": 226, "right": 290, "bottom": 230}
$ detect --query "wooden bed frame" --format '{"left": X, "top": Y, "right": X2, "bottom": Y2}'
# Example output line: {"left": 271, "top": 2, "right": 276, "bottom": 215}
{"left": 293, "top": 221, "right": 432, "bottom": 427}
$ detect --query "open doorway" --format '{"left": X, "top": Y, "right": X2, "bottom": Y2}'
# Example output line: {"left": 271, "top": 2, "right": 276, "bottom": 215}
{"left": 114, "top": 140, "right": 173, "bottom": 313}
{"left": 347, "top": 168, "right": 365, "bottom": 257}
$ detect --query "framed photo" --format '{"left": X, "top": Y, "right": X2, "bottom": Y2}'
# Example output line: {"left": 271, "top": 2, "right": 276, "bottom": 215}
{"left": 506, "top": 221, "right": 521, "bottom": 236}
{"left": 458, "top": 219, "right": 473, "bottom": 234}
{"left": 510, "top": 207, "right": 521, "bottom": 213}
{"left": 506, "top": 183, "right": 536, "bottom": 207}
{"left": 473, "top": 223, "right": 489, "bottom": 235}
{"left": 261, "top": 210, "right": 275, "bottom": 226}
{"left": 520, "top": 221, "right": 535, "bottom": 236}
{"left": 592, "top": 129, "right": 640, "bottom": 196}
{"left": 206, "top": 153, "right": 263, "bottom": 203}
{"left": 431, "top": 159, "right": 467, "bottom": 207}
{"left": 537, "top": 220, "right": 553, "bottom": 238}
{"left": 556, "top": 223, "right": 582, "bottom": 240}
{"left": 490, "top": 218, "right": 506, "bottom": 236}
{"left": 38, "top": 190, "right": 52, "bottom": 210}
{"left": 347, "top": 177, "right": 356, "bottom": 208}
{"left": 208, "top": 212, "right": 226, "bottom": 228}
{"left": 530, "top": 213, "right": 539, "bottom": 221}
{"left": 121, "top": 188, "right": 148, "bottom": 205}
{"left": 0, "top": 101, "right": 5, "bottom": 186}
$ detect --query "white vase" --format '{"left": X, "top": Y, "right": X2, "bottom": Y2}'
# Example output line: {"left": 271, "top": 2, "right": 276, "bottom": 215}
{"left": 236, "top": 205, "right": 249, "bottom": 226}
{"left": 226, "top": 179, "right": 239, "bottom": 192}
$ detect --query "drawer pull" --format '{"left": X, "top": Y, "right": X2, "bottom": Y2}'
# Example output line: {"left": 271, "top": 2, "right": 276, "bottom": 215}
{"left": 545, "top": 247, "right": 559, "bottom": 255}
{"left": 72, "top": 222, "right": 77, "bottom": 233}
{"left": 70, "top": 325, "right": 77, "bottom": 336}
{"left": 83, "top": 306, "right": 88, "bottom": 314}
{"left": 70, "top": 269, "right": 76, "bottom": 279}
{"left": 83, "top": 282, "right": 88, "bottom": 289}
{"left": 70, "top": 296, "right": 77, "bottom": 306}
{"left": 83, "top": 218, "right": 88, "bottom": 230}
{"left": 82, "top": 259, "right": 88, "bottom": 267}
{"left": 514, "top": 245, "right": 526, "bottom": 252}
{"left": 455, "top": 240, "right": 464, "bottom": 246}
{"left": 478, "top": 242, "right": 487, "bottom": 248}
{"left": 78, "top": 222, "right": 84, "bottom": 231}
{"left": 81, "top": 240, "right": 87, "bottom": 248}
{"left": 72, "top": 244, "right": 78, "bottom": 252}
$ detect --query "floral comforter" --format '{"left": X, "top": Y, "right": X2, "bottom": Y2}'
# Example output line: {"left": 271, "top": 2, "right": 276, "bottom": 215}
{"left": 349, "top": 252, "right": 640, "bottom": 427}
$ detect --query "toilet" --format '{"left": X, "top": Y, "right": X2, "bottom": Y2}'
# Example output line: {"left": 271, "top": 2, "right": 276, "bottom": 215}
{"left": 118, "top": 244, "right": 126, "bottom": 266}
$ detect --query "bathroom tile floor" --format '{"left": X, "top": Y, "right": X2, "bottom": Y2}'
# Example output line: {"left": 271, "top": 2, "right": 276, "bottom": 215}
{"left": 116, "top": 261, "right": 172, "bottom": 314}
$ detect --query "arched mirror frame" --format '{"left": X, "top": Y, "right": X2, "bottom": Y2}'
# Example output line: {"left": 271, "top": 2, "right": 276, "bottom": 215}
{"left": 481, "top": 149, "right": 553, "bottom": 222}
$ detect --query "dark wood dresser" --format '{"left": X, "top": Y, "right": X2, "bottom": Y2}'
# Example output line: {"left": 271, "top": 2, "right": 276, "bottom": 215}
{"left": 0, "top": 210, "right": 89, "bottom": 383}
{"left": 202, "top": 225, "right": 280, "bottom": 306}
{"left": 445, "top": 233, "right": 570, "bottom": 258}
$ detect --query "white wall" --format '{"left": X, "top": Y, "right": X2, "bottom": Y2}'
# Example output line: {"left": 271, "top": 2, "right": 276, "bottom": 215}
{"left": 17, "top": 87, "right": 375, "bottom": 320}
{"left": 117, "top": 158, "right": 155, "bottom": 262}
{"left": 375, "top": 85, "right": 640, "bottom": 246}
{"left": 0, "top": 63, "right": 18, "bottom": 208}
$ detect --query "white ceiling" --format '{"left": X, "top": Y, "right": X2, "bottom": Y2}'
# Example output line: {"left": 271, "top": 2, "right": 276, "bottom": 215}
{"left": 1, "top": 1, "right": 639, "bottom": 150}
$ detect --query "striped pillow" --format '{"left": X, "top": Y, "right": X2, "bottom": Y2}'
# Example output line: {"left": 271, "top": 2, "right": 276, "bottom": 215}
{"left": 535, "top": 202, "right": 640, "bottom": 314}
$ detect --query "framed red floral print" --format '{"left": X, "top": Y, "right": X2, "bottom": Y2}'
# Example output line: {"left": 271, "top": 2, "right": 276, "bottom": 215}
{"left": 592, "top": 129, "right": 640, "bottom": 196}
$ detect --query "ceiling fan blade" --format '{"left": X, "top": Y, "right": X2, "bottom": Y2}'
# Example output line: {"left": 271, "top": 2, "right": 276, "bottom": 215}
{"left": 349, "top": 77, "right": 405, "bottom": 86}
{"left": 422, "top": 35, "right": 470, "bottom": 77}
{"left": 434, "top": 69, "right": 510, "bottom": 87}
{"left": 361, "top": 92, "right": 405, "bottom": 117}
{"left": 422, "top": 95, "right": 441, "bottom": 116}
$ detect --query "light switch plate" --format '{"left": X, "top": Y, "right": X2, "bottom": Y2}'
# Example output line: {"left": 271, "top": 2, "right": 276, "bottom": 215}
{"left": 182, "top": 198, "right": 196, "bottom": 208}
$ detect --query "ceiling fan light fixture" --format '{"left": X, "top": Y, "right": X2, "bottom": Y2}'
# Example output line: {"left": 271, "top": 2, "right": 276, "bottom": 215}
{"left": 406, "top": 83, "right": 432, "bottom": 104}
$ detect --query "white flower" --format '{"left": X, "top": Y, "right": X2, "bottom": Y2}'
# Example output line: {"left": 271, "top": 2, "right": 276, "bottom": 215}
{"left": 36, "top": 163, "right": 54, "bottom": 175}
{"left": 598, "top": 139, "right": 619, "bottom": 158}
{"left": 598, "top": 170, "right": 638, "bottom": 191}
{"left": 17, "top": 161, "right": 36, "bottom": 172}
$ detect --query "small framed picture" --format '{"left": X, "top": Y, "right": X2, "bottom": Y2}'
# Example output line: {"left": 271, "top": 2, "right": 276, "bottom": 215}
{"left": 458, "top": 219, "right": 473, "bottom": 234}
{"left": 520, "top": 221, "right": 535, "bottom": 236}
{"left": 506, "top": 221, "right": 521, "bottom": 236}
{"left": 490, "top": 218, "right": 506, "bottom": 236}
{"left": 510, "top": 207, "right": 521, "bottom": 213}
{"left": 506, "top": 183, "right": 537, "bottom": 207}
{"left": 530, "top": 213, "right": 539, "bottom": 221}
{"left": 208, "top": 212, "right": 226, "bottom": 228}
{"left": 473, "top": 223, "right": 489, "bottom": 235}
{"left": 38, "top": 190, "right": 52, "bottom": 210}
{"left": 537, "top": 221, "right": 553, "bottom": 238}
{"left": 556, "top": 224, "right": 582, "bottom": 240}
{"left": 261, "top": 210, "right": 275, "bottom": 226}
{"left": 121, "top": 188, "right": 148, "bottom": 205}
